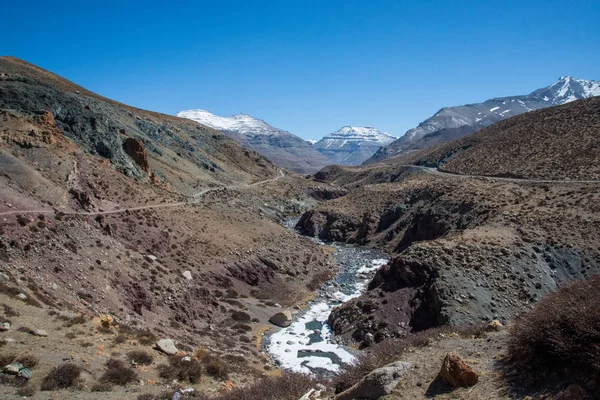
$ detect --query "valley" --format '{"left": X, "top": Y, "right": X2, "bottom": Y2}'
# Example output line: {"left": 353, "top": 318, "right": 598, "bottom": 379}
{"left": 0, "top": 55, "right": 599, "bottom": 400}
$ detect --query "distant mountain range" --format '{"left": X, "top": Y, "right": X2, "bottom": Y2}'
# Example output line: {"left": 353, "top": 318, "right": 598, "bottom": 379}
{"left": 366, "top": 76, "right": 600, "bottom": 164}
{"left": 313, "top": 126, "right": 396, "bottom": 165}
{"left": 177, "top": 109, "right": 393, "bottom": 172}
{"left": 177, "top": 109, "right": 330, "bottom": 174}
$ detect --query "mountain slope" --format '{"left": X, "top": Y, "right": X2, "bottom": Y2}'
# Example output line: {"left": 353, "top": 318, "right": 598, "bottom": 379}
{"left": 0, "top": 57, "right": 278, "bottom": 192}
{"left": 313, "top": 126, "right": 396, "bottom": 165}
{"left": 367, "top": 76, "right": 600, "bottom": 163}
{"left": 177, "top": 109, "right": 331, "bottom": 174}
{"left": 414, "top": 96, "right": 600, "bottom": 180}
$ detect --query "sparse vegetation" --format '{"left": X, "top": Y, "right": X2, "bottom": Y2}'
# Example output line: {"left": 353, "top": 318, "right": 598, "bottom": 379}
{"left": 157, "top": 355, "right": 202, "bottom": 383}
{"left": 41, "top": 363, "right": 82, "bottom": 390}
{"left": 127, "top": 350, "right": 154, "bottom": 365}
{"left": 101, "top": 358, "right": 139, "bottom": 385}
{"left": 506, "top": 275, "right": 600, "bottom": 393}
{"left": 215, "top": 372, "right": 317, "bottom": 400}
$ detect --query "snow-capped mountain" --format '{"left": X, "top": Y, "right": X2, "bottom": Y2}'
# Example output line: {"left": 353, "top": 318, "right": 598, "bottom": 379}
{"left": 177, "top": 109, "right": 330, "bottom": 174}
{"left": 367, "top": 76, "right": 600, "bottom": 164}
{"left": 314, "top": 126, "right": 396, "bottom": 166}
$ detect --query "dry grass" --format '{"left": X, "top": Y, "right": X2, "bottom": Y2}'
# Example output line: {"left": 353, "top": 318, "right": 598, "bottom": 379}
{"left": 101, "top": 358, "right": 139, "bottom": 385}
{"left": 505, "top": 275, "right": 600, "bottom": 394}
{"left": 127, "top": 350, "right": 154, "bottom": 365}
{"left": 214, "top": 372, "right": 317, "bottom": 400}
{"left": 41, "top": 363, "right": 82, "bottom": 390}
{"left": 157, "top": 355, "right": 202, "bottom": 383}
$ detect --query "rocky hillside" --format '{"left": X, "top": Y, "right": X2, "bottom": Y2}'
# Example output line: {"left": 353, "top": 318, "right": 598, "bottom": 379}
{"left": 367, "top": 76, "right": 600, "bottom": 164}
{"left": 0, "top": 57, "right": 344, "bottom": 398}
{"left": 296, "top": 97, "right": 600, "bottom": 350}
{"left": 313, "top": 126, "right": 396, "bottom": 166}
{"left": 177, "top": 109, "right": 331, "bottom": 174}
{"left": 414, "top": 97, "right": 600, "bottom": 180}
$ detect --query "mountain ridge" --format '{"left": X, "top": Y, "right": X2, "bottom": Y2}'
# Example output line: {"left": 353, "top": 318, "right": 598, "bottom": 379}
{"left": 366, "top": 76, "right": 600, "bottom": 164}
{"left": 178, "top": 108, "right": 331, "bottom": 174}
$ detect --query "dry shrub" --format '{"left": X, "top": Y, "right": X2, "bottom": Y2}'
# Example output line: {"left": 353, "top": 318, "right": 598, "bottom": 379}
{"left": 204, "top": 357, "right": 229, "bottom": 380}
{"left": 127, "top": 350, "right": 154, "bottom": 365}
{"left": 101, "top": 358, "right": 138, "bottom": 385}
{"left": 157, "top": 355, "right": 201, "bottom": 383}
{"left": 506, "top": 276, "right": 600, "bottom": 392}
{"left": 41, "top": 363, "right": 82, "bottom": 390}
{"left": 214, "top": 372, "right": 317, "bottom": 400}
{"left": 0, "top": 353, "right": 16, "bottom": 366}
{"left": 16, "top": 354, "right": 39, "bottom": 368}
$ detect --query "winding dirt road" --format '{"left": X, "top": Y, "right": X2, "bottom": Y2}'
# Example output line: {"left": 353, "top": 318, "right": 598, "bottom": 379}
{"left": 0, "top": 169, "right": 285, "bottom": 218}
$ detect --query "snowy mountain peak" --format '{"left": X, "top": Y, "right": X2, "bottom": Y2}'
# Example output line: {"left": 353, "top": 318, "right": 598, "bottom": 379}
{"left": 324, "top": 126, "right": 396, "bottom": 143}
{"left": 532, "top": 76, "right": 600, "bottom": 105}
{"left": 313, "top": 126, "right": 396, "bottom": 166}
{"left": 177, "top": 109, "right": 284, "bottom": 136}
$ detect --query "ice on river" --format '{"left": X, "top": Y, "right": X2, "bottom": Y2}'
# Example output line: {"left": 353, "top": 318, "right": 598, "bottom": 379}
{"left": 266, "top": 253, "right": 388, "bottom": 374}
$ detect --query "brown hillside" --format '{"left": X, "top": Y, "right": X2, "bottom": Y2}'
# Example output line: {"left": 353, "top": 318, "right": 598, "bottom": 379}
{"left": 412, "top": 97, "right": 600, "bottom": 180}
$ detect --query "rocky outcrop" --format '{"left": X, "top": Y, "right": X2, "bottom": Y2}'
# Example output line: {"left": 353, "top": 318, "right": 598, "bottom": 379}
{"left": 438, "top": 352, "right": 478, "bottom": 387}
{"left": 334, "top": 361, "right": 411, "bottom": 400}
{"left": 123, "top": 137, "right": 150, "bottom": 173}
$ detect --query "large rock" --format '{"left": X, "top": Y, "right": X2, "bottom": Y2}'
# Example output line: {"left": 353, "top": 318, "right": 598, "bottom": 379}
{"left": 438, "top": 352, "right": 478, "bottom": 387}
{"left": 269, "top": 310, "right": 293, "bottom": 327}
{"left": 334, "top": 361, "right": 411, "bottom": 400}
{"left": 156, "top": 338, "right": 178, "bottom": 355}
{"left": 123, "top": 137, "right": 150, "bottom": 173}
{"left": 31, "top": 329, "right": 48, "bottom": 337}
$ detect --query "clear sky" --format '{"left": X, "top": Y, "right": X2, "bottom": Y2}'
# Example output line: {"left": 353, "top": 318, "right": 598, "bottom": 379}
{"left": 3, "top": 0, "right": 599, "bottom": 140}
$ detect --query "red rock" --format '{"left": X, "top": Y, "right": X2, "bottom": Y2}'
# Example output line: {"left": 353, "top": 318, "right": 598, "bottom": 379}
{"left": 438, "top": 352, "right": 478, "bottom": 387}
{"left": 123, "top": 137, "right": 150, "bottom": 173}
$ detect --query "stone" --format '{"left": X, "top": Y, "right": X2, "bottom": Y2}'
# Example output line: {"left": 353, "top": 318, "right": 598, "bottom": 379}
{"left": 123, "top": 137, "right": 151, "bottom": 173}
{"left": 438, "top": 352, "right": 478, "bottom": 387}
{"left": 145, "top": 254, "right": 158, "bottom": 263}
{"left": 182, "top": 271, "right": 192, "bottom": 280}
{"left": 269, "top": 310, "right": 293, "bottom": 327}
{"left": 31, "top": 329, "right": 48, "bottom": 337}
{"left": 0, "top": 322, "right": 10, "bottom": 331}
{"left": 485, "top": 319, "right": 503, "bottom": 332}
{"left": 156, "top": 338, "right": 178, "bottom": 355}
{"left": 4, "top": 362, "right": 24, "bottom": 375}
{"left": 15, "top": 293, "right": 27, "bottom": 300}
{"left": 334, "top": 361, "right": 412, "bottom": 400}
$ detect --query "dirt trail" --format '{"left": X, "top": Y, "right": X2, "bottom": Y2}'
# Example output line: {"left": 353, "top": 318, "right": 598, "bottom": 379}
{"left": 0, "top": 169, "right": 285, "bottom": 217}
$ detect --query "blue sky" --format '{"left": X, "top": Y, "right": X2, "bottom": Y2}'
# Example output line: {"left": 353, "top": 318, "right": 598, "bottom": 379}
{"left": 3, "top": 0, "right": 599, "bottom": 140}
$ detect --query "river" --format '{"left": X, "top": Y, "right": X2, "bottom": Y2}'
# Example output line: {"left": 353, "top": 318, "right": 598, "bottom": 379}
{"left": 264, "top": 222, "right": 389, "bottom": 375}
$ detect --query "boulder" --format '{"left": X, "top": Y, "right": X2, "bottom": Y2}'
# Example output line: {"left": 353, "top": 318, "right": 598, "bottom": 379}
{"left": 15, "top": 293, "right": 27, "bottom": 300}
{"left": 156, "top": 338, "right": 178, "bottom": 355}
{"left": 438, "top": 352, "right": 478, "bottom": 387}
{"left": 145, "top": 254, "right": 158, "bottom": 263}
{"left": 485, "top": 320, "right": 503, "bottom": 332}
{"left": 269, "top": 310, "right": 293, "bottom": 327}
{"left": 0, "top": 322, "right": 10, "bottom": 331}
{"left": 31, "top": 329, "right": 48, "bottom": 337}
{"left": 334, "top": 361, "right": 411, "bottom": 400}
{"left": 182, "top": 271, "right": 192, "bottom": 280}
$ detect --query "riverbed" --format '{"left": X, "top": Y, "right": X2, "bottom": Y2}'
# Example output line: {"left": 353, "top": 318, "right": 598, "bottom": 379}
{"left": 265, "top": 239, "right": 388, "bottom": 375}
